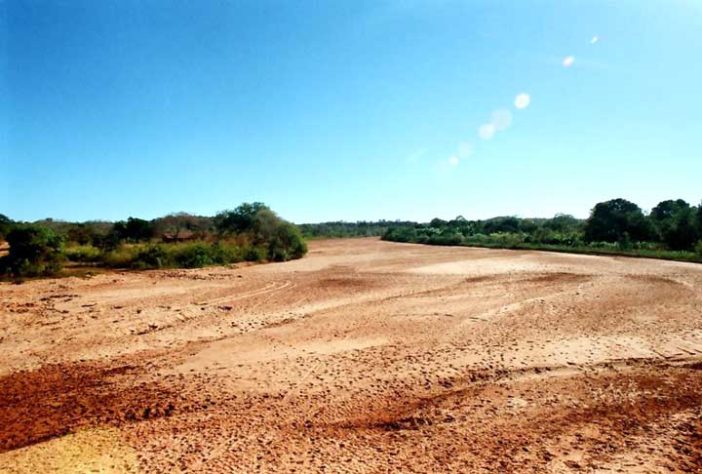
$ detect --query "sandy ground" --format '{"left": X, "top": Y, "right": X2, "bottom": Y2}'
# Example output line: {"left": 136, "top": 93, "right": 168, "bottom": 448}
{"left": 1, "top": 238, "right": 702, "bottom": 473}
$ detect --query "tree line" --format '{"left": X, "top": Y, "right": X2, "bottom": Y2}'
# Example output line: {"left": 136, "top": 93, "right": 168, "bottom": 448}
{"left": 0, "top": 203, "right": 307, "bottom": 279}
{"left": 298, "top": 220, "right": 417, "bottom": 239}
{"left": 382, "top": 198, "right": 702, "bottom": 262}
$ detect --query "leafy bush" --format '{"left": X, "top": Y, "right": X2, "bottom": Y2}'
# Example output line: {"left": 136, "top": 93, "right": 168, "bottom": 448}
{"left": 65, "top": 244, "right": 102, "bottom": 263}
{"left": 172, "top": 242, "right": 215, "bottom": 268}
{"left": 1, "top": 225, "right": 64, "bottom": 277}
{"left": 244, "top": 245, "right": 268, "bottom": 262}
{"left": 427, "top": 229, "right": 464, "bottom": 246}
{"left": 382, "top": 227, "right": 418, "bottom": 243}
{"left": 0, "top": 214, "right": 12, "bottom": 241}
{"left": 267, "top": 223, "right": 307, "bottom": 261}
{"left": 131, "top": 245, "right": 171, "bottom": 269}
{"left": 210, "top": 241, "right": 245, "bottom": 263}
{"left": 101, "top": 241, "right": 252, "bottom": 269}
{"left": 492, "top": 233, "right": 526, "bottom": 248}
{"left": 102, "top": 246, "right": 141, "bottom": 267}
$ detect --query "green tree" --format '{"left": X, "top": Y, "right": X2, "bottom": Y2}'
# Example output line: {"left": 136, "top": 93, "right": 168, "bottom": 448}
{"left": 483, "top": 216, "right": 520, "bottom": 234}
{"left": 152, "top": 213, "right": 213, "bottom": 236}
{"left": 543, "top": 214, "right": 582, "bottom": 233}
{"left": 650, "top": 200, "right": 699, "bottom": 250}
{"left": 66, "top": 223, "right": 95, "bottom": 245}
{"left": 429, "top": 218, "right": 447, "bottom": 228}
{"left": 215, "top": 202, "right": 269, "bottom": 235}
{"left": 112, "top": 217, "right": 154, "bottom": 242}
{"left": 650, "top": 199, "right": 689, "bottom": 222}
{"left": 584, "top": 199, "right": 652, "bottom": 243}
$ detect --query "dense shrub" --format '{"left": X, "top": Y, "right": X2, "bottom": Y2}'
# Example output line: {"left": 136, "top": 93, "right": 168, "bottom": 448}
{"left": 299, "top": 220, "right": 414, "bottom": 238}
{"left": 210, "top": 241, "right": 245, "bottom": 263}
{"left": 99, "top": 241, "right": 256, "bottom": 269}
{"left": 427, "top": 229, "right": 464, "bottom": 246}
{"left": 267, "top": 223, "right": 307, "bottom": 261}
{"left": 66, "top": 224, "right": 98, "bottom": 246}
{"left": 2, "top": 203, "right": 307, "bottom": 278}
{"left": 244, "top": 245, "right": 268, "bottom": 262}
{"left": 1, "top": 225, "right": 64, "bottom": 277}
{"left": 0, "top": 214, "right": 12, "bottom": 241}
{"left": 383, "top": 227, "right": 418, "bottom": 243}
{"left": 172, "top": 242, "right": 215, "bottom": 268}
{"left": 64, "top": 244, "right": 102, "bottom": 262}
{"left": 132, "top": 245, "right": 170, "bottom": 269}
{"left": 101, "top": 246, "right": 140, "bottom": 267}
{"left": 113, "top": 217, "right": 154, "bottom": 242}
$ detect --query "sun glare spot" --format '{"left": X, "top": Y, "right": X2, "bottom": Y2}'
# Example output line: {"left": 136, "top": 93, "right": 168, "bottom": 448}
{"left": 562, "top": 56, "right": 575, "bottom": 68}
{"left": 491, "top": 109, "right": 512, "bottom": 131}
{"left": 478, "top": 123, "right": 496, "bottom": 140}
{"left": 514, "top": 93, "right": 531, "bottom": 110}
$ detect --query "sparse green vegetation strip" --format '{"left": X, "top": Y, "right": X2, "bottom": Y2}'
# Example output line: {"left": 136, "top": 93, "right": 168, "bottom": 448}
{"left": 0, "top": 203, "right": 306, "bottom": 279}
{"left": 382, "top": 198, "right": 702, "bottom": 264}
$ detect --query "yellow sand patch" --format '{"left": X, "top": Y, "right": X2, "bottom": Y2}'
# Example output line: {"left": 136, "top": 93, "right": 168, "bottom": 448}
{"left": 0, "top": 427, "right": 138, "bottom": 474}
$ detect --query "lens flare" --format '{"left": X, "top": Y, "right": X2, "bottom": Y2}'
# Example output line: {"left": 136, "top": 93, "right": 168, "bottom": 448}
{"left": 491, "top": 109, "right": 512, "bottom": 131}
{"left": 514, "top": 93, "right": 531, "bottom": 110}
{"left": 562, "top": 56, "right": 575, "bottom": 68}
{"left": 458, "top": 142, "right": 473, "bottom": 158}
{"left": 478, "top": 123, "right": 496, "bottom": 140}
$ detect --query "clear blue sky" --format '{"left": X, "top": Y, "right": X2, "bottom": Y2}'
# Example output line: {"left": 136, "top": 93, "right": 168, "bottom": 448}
{"left": 3, "top": 0, "right": 701, "bottom": 223}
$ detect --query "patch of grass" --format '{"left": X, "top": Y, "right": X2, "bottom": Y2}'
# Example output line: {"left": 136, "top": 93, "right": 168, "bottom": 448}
{"left": 64, "top": 244, "right": 102, "bottom": 263}
{"left": 101, "top": 245, "right": 141, "bottom": 268}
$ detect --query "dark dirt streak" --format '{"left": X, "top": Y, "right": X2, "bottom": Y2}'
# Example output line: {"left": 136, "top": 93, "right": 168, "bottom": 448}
{"left": 328, "top": 365, "right": 702, "bottom": 472}
{"left": 0, "top": 361, "right": 182, "bottom": 453}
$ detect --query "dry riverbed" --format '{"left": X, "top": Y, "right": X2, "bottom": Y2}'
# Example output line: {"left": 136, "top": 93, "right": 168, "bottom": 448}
{"left": 1, "top": 238, "right": 701, "bottom": 473}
